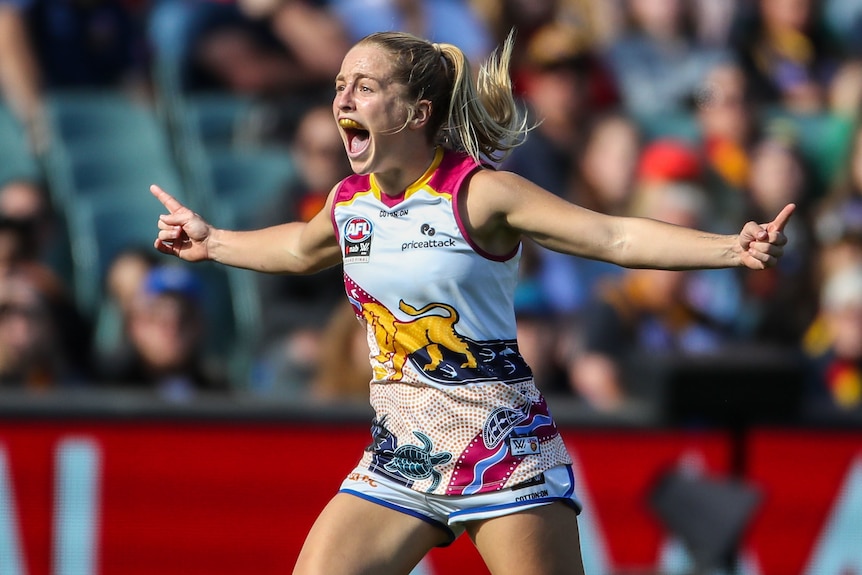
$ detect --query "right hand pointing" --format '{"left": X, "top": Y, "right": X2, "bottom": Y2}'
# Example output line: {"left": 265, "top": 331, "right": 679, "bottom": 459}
{"left": 151, "top": 184, "right": 212, "bottom": 262}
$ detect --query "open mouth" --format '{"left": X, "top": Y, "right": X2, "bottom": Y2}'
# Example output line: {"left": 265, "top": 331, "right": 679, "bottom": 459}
{"left": 339, "top": 118, "right": 370, "bottom": 156}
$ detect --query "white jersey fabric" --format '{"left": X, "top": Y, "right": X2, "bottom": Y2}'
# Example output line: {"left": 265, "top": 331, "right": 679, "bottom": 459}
{"left": 331, "top": 147, "right": 573, "bottom": 496}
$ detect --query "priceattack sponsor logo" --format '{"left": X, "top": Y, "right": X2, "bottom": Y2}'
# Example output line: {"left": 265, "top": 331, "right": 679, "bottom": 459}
{"left": 401, "top": 223, "right": 455, "bottom": 251}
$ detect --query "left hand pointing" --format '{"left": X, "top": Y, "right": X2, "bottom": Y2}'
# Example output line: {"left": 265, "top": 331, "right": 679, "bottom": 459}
{"left": 738, "top": 203, "right": 795, "bottom": 270}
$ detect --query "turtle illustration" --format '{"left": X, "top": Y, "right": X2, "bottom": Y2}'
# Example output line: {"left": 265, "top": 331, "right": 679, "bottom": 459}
{"left": 384, "top": 431, "right": 452, "bottom": 492}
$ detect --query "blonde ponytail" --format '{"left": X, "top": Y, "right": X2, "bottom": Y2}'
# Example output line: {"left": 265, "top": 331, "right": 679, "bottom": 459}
{"left": 359, "top": 30, "right": 529, "bottom": 164}
{"left": 441, "top": 31, "right": 529, "bottom": 163}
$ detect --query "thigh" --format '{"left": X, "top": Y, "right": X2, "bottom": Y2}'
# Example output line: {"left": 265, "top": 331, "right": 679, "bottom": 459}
{"left": 466, "top": 502, "right": 585, "bottom": 575}
{"left": 293, "top": 492, "right": 450, "bottom": 575}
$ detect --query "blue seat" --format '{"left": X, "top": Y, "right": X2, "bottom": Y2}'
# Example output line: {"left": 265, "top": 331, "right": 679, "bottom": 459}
{"left": 46, "top": 90, "right": 169, "bottom": 148}
{"left": 58, "top": 144, "right": 184, "bottom": 202}
{"left": 43, "top": 90, "right": 185, "bottom": 207}
{"left": 183, "top": 92, "right": 256, "bottom": 149}
{"left": 634, "top": 110, "right": 702, "bottom": 144}
{"left": 0, "top": 105, "right": 43, "bottom": 186}
{"left": 194, "top": 146, "right": 298, "bottom": 229}
{"left": 66, "top": 194, "right": 167, "bottom": 316}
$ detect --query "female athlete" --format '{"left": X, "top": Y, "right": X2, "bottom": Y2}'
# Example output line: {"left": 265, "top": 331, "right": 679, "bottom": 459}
{"left": 151, "top": 30, "right": 793, "bottom": 575}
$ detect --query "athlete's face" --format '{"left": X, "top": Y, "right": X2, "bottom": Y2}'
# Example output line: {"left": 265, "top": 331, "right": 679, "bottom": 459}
{"left": 333, "top": 44, "right": 416, "bottom": 175}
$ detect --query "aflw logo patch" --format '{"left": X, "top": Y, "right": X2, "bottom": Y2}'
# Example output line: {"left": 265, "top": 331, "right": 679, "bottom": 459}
{"left": 509, "top": 435, "right": 541, "bottom": 456}
{"left": 344, "top": 217, "right": 373, "bottom": 263}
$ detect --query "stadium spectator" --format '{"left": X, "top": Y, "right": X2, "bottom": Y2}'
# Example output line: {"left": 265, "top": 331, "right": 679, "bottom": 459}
{"left": 0, "top": 177, "right": 92, "bottom": 377}
{"left": 501, "top": 22, "right": 597, "bottom": 197}
{"left": 500, "top": 23, "right": 616, "bottom": 323}
{"left": 603, "top": 0, "right": 729, "bottom": 118}
{"left": 812, "top": 198, "right": 862, "bottom": 307}
{"left": 563, "top": 181, "right": 731, "bottom": 411}
{"left": 0, "top": 0, "right": 151, "bottom": 152}
{"left": 805, "top": 199, "right": 862, "bottom": 402}
{"left": 827, "top": 56, "right": 862, "bottom": 119}
{"left": 803, "top": 264, "right": 862, "bottom": 412}
{"left": 193, "top": 0, "right": 347, "bottom": 94}
{"left": 306, "top": 299, "right": 372, "bottom": 403}
{"left": 736, "top": 129, "right": 818, "bottom": 343}
{"left": 91, "top": 246, "right": 159, "bottom": 373}
{"left": 96, "top": 264, "right": 229, "bottom": 399}
{"left": 328, "top": 0, "right": 493, "bottom": 65}
{"left": 469, "top": 0, "right": 620, "bottom": 84}
{"left": 149, "top": 0, "right": 349, "bottom": 140}
{"left": 694, "top": 59, "right": 759, "bottom": 226}
{"left": 0, "top": 3, "right": 45, "bottom": 152}
{"left": 528, "top": 112, "right": 641, "bottom": 319}
{"left": 570, "top": 111, "right": 642, "bottom": 216}
{"left": 248, "top": 104, "right": 351, "bottom": 395}
{"left": 0, "top": 273, "right": 80, "bottom": 389}
{"left": 729, "top": 0, "right": 842, "bottom": 113}
{"left": 0, "top": 177, "right": 68, "bottom": 273}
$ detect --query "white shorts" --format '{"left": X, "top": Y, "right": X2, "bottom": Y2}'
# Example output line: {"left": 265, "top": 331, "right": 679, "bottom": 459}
{"left": 339, "top": 464, "right": 582, "bottom": 545}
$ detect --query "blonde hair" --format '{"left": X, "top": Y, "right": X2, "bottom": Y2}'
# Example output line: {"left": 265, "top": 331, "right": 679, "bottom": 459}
{"left": 357, "top": 30, "right": 528, "bottom": 164}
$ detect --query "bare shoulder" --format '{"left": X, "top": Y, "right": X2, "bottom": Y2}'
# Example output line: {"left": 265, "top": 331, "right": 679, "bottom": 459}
{"left": 463, "top": 169, "right": 530, "bottom": 220}
{"left": 468, "top": 168, "right": 529, "bottom": 199}
{"left": 460, "top": 168, "right": 528, "bottom": 255}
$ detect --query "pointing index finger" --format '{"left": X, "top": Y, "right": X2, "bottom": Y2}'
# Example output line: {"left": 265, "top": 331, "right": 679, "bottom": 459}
{"left": 150, "top": 184, "right": 183, "bottom": 214}
{"left": 768, "top": 203, "right": 796, "bottom": 233}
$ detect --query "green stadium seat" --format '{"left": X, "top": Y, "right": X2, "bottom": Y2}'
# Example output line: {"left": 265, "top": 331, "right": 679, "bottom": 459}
{"left": 193, "top": 146, "right": 298, "bottom": 229}
{"left": 0, "top": 105, "right": 43, "bottom": 186}
{"left": 66, "top": 193, "right": 167, "bottom": 316}
{"left": 43, "top": 90, "right": 186, "bottom": 207}
{"left": 183, "top": 92, "right": 256, "bottom": 149}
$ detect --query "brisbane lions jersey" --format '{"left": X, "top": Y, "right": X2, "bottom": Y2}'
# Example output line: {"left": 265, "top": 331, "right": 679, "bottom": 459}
{"left": 331, "top": 147, "right": 572, "bottom": 496}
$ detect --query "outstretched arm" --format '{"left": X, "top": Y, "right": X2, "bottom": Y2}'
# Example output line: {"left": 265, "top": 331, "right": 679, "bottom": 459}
{"left": 464, "top": 170, "right": 793, "bottom": 270}
{"left": 151, "top": 184, "right": 341, "bottom": 274}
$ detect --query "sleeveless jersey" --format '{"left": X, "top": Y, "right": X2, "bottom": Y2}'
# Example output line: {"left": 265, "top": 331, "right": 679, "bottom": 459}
{"left": 331, "top": 147, "right": 572, "bottom": 496}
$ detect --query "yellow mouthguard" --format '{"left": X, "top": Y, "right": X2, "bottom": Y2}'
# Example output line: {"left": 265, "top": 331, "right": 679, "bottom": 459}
{"left": 339, "top": 118, "right": 365, "bottom": 130}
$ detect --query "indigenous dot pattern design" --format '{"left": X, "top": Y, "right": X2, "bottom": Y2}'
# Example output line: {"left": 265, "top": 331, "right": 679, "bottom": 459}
{"left": 359, "top": 380, "right": 572, "bottom": 495}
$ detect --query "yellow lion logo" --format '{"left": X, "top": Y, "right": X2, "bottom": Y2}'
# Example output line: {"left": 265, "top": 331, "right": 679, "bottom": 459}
{"left": 362, "top": 300, "right": 477, "bottom": 380}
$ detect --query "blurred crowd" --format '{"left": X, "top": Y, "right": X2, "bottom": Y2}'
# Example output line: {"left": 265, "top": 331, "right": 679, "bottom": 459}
{"left": 0, "top": 0, "right": 861, "bottom": 420}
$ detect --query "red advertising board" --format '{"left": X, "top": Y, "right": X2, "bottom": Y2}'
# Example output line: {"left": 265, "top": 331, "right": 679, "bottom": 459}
{"left": 745, "top": 430, "right": 862, "bottom": 575}
{"left": 0, "top": 421, "right": 858, "bottom": 574}
{"left": 564, "top": 430, "right": 733, "bottom": 570}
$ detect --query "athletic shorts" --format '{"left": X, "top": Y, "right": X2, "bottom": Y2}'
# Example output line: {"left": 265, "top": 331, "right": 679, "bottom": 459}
{"left": 338, "top": 464, "right": 582, "bottom": 545}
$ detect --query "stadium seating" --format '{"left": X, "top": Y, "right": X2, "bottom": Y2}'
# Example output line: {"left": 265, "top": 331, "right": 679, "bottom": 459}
{"left": 42, "top": 90, "right": 185, "bottom": 208}
{"left": 68, "top": 190, "right": 260, "bottom": 381}
{"left": 182, "top": 92, "right": 257, "bottom": 149}
{"left": 0, "top": 105, "right": 43, "bottom": 186}
{"left": 191, "top": 145, "right": 298, "bottom": 229}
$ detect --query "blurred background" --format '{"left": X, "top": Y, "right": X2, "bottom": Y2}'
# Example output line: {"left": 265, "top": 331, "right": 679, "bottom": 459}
{"left": 0, "top": 0, "right": 861, "bottom": 573}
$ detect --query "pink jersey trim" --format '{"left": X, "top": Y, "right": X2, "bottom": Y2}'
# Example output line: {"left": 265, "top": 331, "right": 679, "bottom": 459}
{"left": 446, "top": 156, "right": 520, "bottom": 263}
{"left": 378, "top": 190, "right": 406, "bottom": 208}
{"left": 330, "top": 149, "right": 519, "bottom": 262}
{"left": 331, "top": 173, "right": 372, "bottom": 242}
